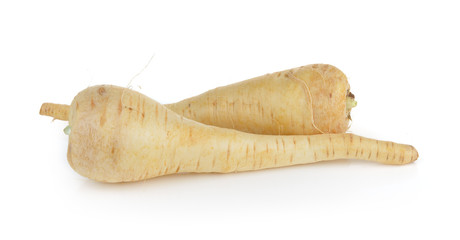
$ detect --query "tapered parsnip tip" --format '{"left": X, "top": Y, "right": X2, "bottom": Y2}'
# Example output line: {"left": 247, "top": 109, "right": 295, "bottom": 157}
{"left": 40, "top": 103, "right": 70, "bottom": 121}
{"left": 392, "top": 144, "right": 419, "bottom": 165}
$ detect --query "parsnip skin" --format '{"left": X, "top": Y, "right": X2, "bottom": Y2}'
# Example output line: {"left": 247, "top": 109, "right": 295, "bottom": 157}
{"left": 166, "top": 64, "right": 352, "bottom": 135}
{"left": 49, "top": 85, "right": 418, "bottom": 183}
{"left": 40, "top": 103, "right": 70, "bottom": 121}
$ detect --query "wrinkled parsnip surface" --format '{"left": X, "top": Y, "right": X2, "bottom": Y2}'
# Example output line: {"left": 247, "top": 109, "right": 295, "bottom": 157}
{"left": 166, "top": 64, "right": 355, "bottom": 135}
{"left": 40, "top": 85, "right": 417, "bottom": 183}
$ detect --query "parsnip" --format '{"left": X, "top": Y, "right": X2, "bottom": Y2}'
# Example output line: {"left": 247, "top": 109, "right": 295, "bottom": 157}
{"left": 166, "top": 64, "right": 356, "bottom": 135}
{"left": 40, "top": 85, "right": 417, "bottom": 183}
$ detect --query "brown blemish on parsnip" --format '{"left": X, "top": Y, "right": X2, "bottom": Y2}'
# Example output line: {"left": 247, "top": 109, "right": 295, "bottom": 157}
{"left": 98, "top": 87, "right": 106, "bottom": 96}
{"left": 226, "top": 142, "right": 231, "bottom": 165}
{"left": 118, "top": 99, "right": 122, "bottom": 115}
{"left": 245, "top": 145, "right": 249, "bottom": 160}
{"left": 100, "top": 114, "right": 106, "bottom": 127}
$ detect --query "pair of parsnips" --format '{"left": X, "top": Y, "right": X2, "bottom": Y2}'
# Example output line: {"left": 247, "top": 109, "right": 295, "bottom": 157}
{"left": 40, "top": 64, "right": 418, "bottom": 182}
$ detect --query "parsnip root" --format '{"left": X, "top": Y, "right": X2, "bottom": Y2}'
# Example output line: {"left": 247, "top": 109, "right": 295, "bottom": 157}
{"left": 166, "top": 64, "right": 355, "bottom": 135}
{"left": 40, "top": 85, "right": 418, "bottom": 182}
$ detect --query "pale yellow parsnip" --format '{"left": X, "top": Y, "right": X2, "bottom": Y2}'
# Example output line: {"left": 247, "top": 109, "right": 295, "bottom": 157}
{"left": 40, "top": 85, "right": 417, "bottom": 182}
{"left": 166, "top": 64, "right": 354, "bottom": 135}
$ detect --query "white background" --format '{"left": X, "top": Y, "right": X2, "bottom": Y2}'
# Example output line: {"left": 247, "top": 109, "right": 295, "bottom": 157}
{"left": 1, "top": 0, "right": 459, "bottom": 239}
